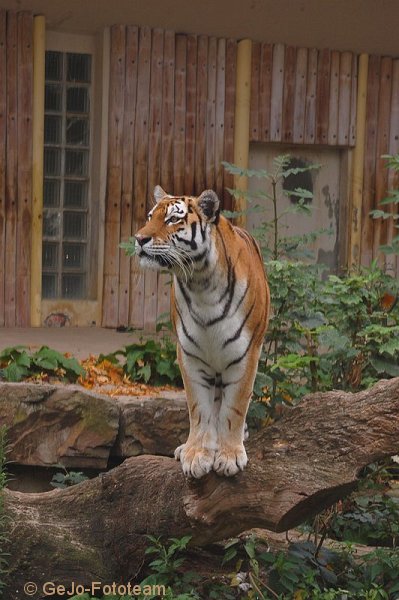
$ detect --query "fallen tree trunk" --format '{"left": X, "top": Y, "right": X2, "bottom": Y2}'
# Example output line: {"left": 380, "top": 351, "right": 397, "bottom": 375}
{"left": 4, "top": 378, "right": 399, "bottom": 598}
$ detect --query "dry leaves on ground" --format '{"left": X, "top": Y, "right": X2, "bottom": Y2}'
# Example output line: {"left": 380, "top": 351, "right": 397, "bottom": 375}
{"left": 78, "top": 355, "right": 181, "bottom": 397}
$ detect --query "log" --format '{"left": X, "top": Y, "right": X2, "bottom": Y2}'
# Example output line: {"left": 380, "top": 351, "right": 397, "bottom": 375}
{"left": 3, "top": 378, "right": 399, "bottom": 598}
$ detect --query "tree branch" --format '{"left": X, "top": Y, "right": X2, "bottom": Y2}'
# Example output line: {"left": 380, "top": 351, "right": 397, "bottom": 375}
{"left": 4, "top": 378, "right": 399, "bottom": 598}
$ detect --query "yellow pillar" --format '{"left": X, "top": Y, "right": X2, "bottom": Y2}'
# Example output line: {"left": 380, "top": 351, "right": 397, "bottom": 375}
{"left": 233, "top": 39, "right": 252, "bottom": 228}
{"left": 31, "top": 15, "right": 45, "bottom": 326}
{"left": 349, "top": 53, "right": 369, "bottom": 268}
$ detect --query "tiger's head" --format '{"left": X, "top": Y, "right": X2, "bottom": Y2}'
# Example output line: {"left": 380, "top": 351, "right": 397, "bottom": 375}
{"left": 134, "top": 186, "right": 220, "bottom": 277}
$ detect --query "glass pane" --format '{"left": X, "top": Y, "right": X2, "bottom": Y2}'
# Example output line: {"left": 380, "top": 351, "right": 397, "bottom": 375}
{"left": 64, "top": 181, "right": 87, "bottom": 208}
{"left": 65, "top": 149, "right": 88, "bottom": 176}
{"left": 66, "top": 87, "right": 89, "bottom": 113}
{"left": 43, "top": 210, "right": 61, "bottom": 238}
{"left": 63, "top": 243, "right": 85, "bottom": 269}
{"left": 43, "top": 179, "right": 60, "bottom": 207}
{"left": 63, "top": 212, "right": 86, "bottom": 240}
{"left": 66, "top": 118, "right": 89, "bottom": 146}
{"left": 44, "top": 115, "right": 62, "bottom": 144}
{"left": 44, "top": 148, "right": 61, "bottom": 176}
{"left": 45, "top": 51, "right": 62, "bottom": 81}
{"left": 67, "top": 53, "right": 91, "bottom": 83}
{"left": 42, "top": 274, "right": 57, "bottom": 298}
{"left": 42, "top": 50, "right": 92, "bottom": 302}
{"left": 42, "top": 243, "right": 58, "bottom": 269}
{"left": 62, "top": 274, "right": 85, "bottom": 299}
{"left": 45, "top": 84, "right": 62, "bottom": 112}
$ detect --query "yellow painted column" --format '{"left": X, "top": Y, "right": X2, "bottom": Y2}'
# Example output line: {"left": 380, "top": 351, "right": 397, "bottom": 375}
{"left": 349, "top": 53, "right": 369, "bottom": 268}
{"left": 31, "top": 15, "right": 45, "bottom": 326}
{"left": 233, "top": 39, "right": 252, "bottom": 228}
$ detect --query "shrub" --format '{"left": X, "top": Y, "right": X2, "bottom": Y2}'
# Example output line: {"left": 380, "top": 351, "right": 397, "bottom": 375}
{"left": 0, "top": 345, "right": 84, "bottom": 383}
{"left": 223, "top": 156, "right": 399, "bottom": 423}
{"left": 100, "top": 336, "right": 182, "bottom": 387}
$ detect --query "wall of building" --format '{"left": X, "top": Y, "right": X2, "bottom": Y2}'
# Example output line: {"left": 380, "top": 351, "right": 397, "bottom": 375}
{"left": 101, "top": 26, "right": 237, "bottom": 328}
{"left": 249, "top": 43, "right": 357, "bottom": 147}
{"left": 362, "top": 55, "right": 399, "bottom": 274}
{"left": 0, "top": 10, "right": 398, "bottom": 330}
{"left": 0, "top": 10, "right": 33, "bottom": 326}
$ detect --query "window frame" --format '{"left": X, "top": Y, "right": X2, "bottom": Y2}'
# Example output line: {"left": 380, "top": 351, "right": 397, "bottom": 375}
{"left": 40, "top": 30, "right": 109, "bottom": 326}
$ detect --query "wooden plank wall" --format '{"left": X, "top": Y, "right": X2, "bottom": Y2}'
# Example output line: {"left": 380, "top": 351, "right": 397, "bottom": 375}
{"left": 0, "top": 10, "right": 33, "bottom": 327}
{"left": 250, "top": 42, "right": 357, "bottom": 146}
{"left": 250, "top": 42, "right": 399, "bottom": 276}
{"left": 103, "top": 34, "right": 399, "bottom": 330}
{"left": 102, "top": 26, "right": 237, "bottom": 329}
{"left": 361, "top": 55, "right": 399, "bottom": 276}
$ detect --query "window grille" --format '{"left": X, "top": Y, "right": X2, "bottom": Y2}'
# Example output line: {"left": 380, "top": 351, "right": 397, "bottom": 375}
{"left": 42, "top": 50, "right": 91, "bottom": 299}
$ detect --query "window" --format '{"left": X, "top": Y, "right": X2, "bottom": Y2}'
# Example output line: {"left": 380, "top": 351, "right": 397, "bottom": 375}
{"left": 42, "top": 51, "right": 92, "bottom": 299}
{"left": 282, "top": 157, "right": 314, "bottom": 205}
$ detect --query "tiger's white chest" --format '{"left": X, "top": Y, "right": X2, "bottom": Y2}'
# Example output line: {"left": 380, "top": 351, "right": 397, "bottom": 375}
{"left": 174, "top": 278, "right": 250, "bottom": 373}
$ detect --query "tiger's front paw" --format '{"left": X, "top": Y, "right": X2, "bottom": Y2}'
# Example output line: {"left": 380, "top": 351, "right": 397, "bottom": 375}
{"left": 214, "top": 445, "right": 248, "bottom": 477}
{"left": 174, "top": 443, "right": 215, "bottom": 479}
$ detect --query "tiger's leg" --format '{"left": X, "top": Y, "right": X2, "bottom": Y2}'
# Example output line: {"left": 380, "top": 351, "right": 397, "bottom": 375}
{"left": 174, "top": 347, "right": 218, "bottom": 478}
{"left": 214, "top": 346, "right": 261, "bottom": 476}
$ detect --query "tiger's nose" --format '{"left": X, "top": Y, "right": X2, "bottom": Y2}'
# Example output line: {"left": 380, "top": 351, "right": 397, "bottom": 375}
{"left": 135, "top": 234, "right": 151, "bottom": 247}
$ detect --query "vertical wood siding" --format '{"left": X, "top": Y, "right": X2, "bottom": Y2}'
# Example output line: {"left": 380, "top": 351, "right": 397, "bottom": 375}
{"left": 103, "top": 32, "right": 399, "bottom": 329}
{"left": 0, "top": 13, "right": 395, "bottom": 330}
{"left": 250, "top": 42, "right": 357, "bottom": 146}
{"left": 250, "top": 43, "right": 399, "bottom": 276}
{"left": 361, "top": 55, "right": 399, "bottom": 276}
{"left": 0, "top": 10, "right": 33, "bottom": 327}
{"left": 102, "top": 27, "right": 237, "bottom": 328}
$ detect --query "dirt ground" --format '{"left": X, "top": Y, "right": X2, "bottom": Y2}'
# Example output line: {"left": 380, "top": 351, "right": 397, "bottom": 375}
{"left": 0, "top": 327, "right": 143, "bottom": 359}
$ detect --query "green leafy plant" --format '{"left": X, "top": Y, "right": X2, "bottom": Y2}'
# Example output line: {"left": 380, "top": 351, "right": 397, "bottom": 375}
{"left": 100, "top": 334, "right": 181, "bottom": 387}
{"left": 328, "top": 494, "right": 399, "bottom": 547}
{"left": 120, "top": 238, "right": 137, "bottom": 257}
{"left": 224, "top": 156, "right": 399, "bottom": 421}
{"left": 0, "top": 345, "right": 85, "bottom": 383}
{"left": 314, "top": 458, "right": 399, "bottom": 551}
{"left": 138, "top": 535, "right": 200, "bottom": 599}
{"left": 50, "top": 468, "right": 89, "bottom": 489}
{"left": 222, "top": 156, "right": 321, "bottom": 261}
{"left": 370, "top": 154, "right": 399, "bottom": 256}
{"left": 66, "top": 531, "right": 399, "bottom": 599}
{"left": 264, "top": 262, "right": 399, "bottom": 407}
{"left": 222, "top": 533, "right": 399, "bottom": 599}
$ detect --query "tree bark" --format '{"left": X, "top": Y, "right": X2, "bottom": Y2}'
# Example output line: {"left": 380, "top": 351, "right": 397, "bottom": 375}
{"left": 4, "top": 378, "right": 399, "bottom": 598}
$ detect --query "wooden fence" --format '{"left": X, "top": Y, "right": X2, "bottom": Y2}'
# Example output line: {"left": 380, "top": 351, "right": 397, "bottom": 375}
{"left": 0, "top": 10, "right": 33, "bottom": 327}
{"left": 102, "top": 26, "right": 237, "bottom": 329}
{"left": 249, "top": 43, "right": 357, "bottom": 146}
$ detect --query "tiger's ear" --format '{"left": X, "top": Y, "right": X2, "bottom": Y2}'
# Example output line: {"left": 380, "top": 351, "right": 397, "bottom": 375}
{"left": 196, "top": 190, "right": 220, "bottom": 223}
{"left": 154, "top": 185, "right": 167, "bottom": 204}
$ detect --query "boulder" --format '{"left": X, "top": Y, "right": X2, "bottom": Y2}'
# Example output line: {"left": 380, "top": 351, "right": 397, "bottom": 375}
{"left": 0, "top": 383, "right": 119, "bottom": 469}
{"left": 114, "top": 391, "right": 188, "bottom": 457}
{"left": 0, "top": 383, "right": 189, "bottom": 469}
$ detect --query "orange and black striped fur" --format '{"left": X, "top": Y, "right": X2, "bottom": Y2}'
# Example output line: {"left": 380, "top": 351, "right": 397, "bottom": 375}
{"left": 135, "top": 187, "right": 270, "bottom": 478}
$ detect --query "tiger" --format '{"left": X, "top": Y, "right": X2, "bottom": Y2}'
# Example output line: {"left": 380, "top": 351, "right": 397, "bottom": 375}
{"left": 135, "top": 186, "right": 270, "bottom": 478}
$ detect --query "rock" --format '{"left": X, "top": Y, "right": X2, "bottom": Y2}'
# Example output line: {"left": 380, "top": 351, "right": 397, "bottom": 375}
{"left": 0, "top": 383, "right": 189, "bottom": 469}
{"left": 0, "top": 383, "right": 119, "bottom": 469}
{"left": 114, "top": 391, "right": 188, "bottom": 458}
